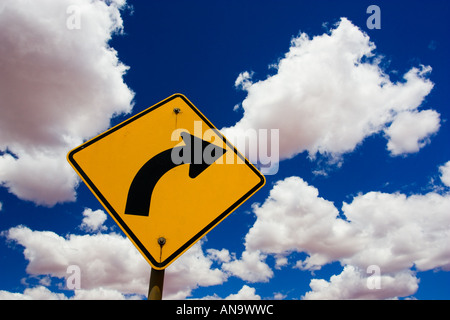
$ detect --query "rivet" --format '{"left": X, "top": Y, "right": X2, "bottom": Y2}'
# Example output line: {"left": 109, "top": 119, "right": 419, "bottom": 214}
{"left": 158, "top": 237, "right": 166, "bottom": 246}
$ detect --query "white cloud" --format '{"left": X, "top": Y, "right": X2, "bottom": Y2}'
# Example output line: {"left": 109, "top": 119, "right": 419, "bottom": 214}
{"left": 234, "top": 71, "right": 254, "bottom": 90}
{"left": 5, "top": 173, "right": 449, "bottom": 299}
{"left": 385, "top": 110, "right": 440, "bottom": 155}
{"left": 198, "top": 285, "right": 261, "bottom": 300}
{"left": 273, "top": 292, "right": 287, "bottom": 300}
{"left": 221, "top": 250, "right": 273, "bottom": 283}
{"left": 80, "top": 208, "right": 107, "bottom": 233}
{"left": 0, "top": 286, "right": 142, "bottom": 300}
{"left": 230, "top": 170, "right": 450, "bottom": 299}
{"left": 245, "top": 177, "right": 359, "bottom": 271}
{"left": 0, "top": 151, "right": 79, "bottom": 206}
{"left": 302, "top": 265, "right": 419, "bottom": 300}
{"left": 214, "top": 16, "right": 446, "bottom": 299}
{"left": 0, "top": 286, "right": 68, "bottom": 300}
{"left": 0, "top": 0, "right": 134, "bottom": 206}
{"left": 222, "top": 18, "right": 437, "bottom": 162}
{"left": 207, "top": 248, "right": 232, "bottom": 263}
{"left": 164, "top": 240, "right": 228, "bottom": 300}
{"left": 225, "top": 285, "right": 261, "bottom": 300}
{"left": 71, "top": 287, "right": 141, "bottom": 300}
{"left": 341, "top": 190, "right": 450, "bottom": 273}
{"left": 5, "top": 219, "right": 227, "bottom": 299}
{"left": 6, "top": 225, "right": 149, "bottom": 295}
{"left": 439, "top": 161, "right": 450, "bottom": 187}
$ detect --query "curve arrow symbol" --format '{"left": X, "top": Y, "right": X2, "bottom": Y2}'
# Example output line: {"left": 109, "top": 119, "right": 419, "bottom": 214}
{"left": 124, "top": 132, "right": 227, "bottom": 217}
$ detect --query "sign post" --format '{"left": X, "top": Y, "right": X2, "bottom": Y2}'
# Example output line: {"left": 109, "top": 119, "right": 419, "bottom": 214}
{"left": 148, "top": 268, "right": 165, "bottom": 300}
{"left": 67, "top": 94, "right": 265, "bottom": 299}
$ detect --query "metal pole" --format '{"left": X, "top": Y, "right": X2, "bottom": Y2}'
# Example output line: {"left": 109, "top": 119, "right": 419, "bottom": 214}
{"left": 148, "top": 267, "right": 165, "bottom": 300}
{"left": 148, "top": 237, "right": 166, "bottom": 300}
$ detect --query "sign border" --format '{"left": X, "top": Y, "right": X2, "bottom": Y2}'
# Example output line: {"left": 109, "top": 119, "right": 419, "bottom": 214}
{"left": 67, "top": 94, "right": 265, "bottom": 269}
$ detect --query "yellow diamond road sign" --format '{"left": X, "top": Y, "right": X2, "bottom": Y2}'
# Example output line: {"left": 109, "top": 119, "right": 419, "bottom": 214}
{"left": 68, "top": 94, "right": 265, "bottom": 269}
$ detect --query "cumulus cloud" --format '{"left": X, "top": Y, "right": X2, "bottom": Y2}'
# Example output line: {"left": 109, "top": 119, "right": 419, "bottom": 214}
{"left": 5, "top": 216, "right": 227, "bottom": 299}
{"left": 439, "top": 161, "right": 450, "bottom": 187}
{"left": 221, "top": 250, "right": 273, "bottom": 283}
{"left": 0, "top": 286, "right": 68, "bottom": 300}
{"left": 215, "top": 17, "right": 447, "bottom": 299}
{"left": 385, "top": 110, "right": 440, "bottom": 155}
{"left": 80, "top": 208, "right": 107, "bottom": 233}
{"left": 224, "top": 285, "right": 261, "bottom": 300}
{"left": 0, "top": 0, "right": 134, "bottom": 206}
{"left": 225, "top": 169, "right": 450, "bottom": 299}
{"left": 6, "top": 225, "right": 149, "bottom": 295}
{"left": 71, "top": 287, "right": 141, "bottom": 300}
{"left": 164, "top": 240, "right": 229, "bottom": 300}
{"left": 222, "top": 18, "right": 438, "bottom": 162}
{"left": 0, "top": 285, "right": 143, "bottom": 300}
{"left": 244, "top": 177, "right": 359, "bottom": 271}
{"left": 341, "top": 190, "right": 450, "bottom": 273}
{"left": 207, "top": 248, "right": 232, "bottom": 263}
{"left": 5, "top": 172, "right": 449, "bottom": 299}
{"left": 302, "top": 265, "right": 419, "bottom": 300}
{"left": 199, "top": 285, "right": 261, "bottom": 300}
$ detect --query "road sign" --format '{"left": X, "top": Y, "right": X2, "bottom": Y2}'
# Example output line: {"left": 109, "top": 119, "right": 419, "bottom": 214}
{"left": 67, "top": 94, "right": 265, "bottom": 270}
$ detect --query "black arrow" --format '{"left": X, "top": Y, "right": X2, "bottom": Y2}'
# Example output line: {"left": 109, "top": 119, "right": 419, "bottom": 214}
{"left": 124, "top": 132, "right": 227, "bottom": 216}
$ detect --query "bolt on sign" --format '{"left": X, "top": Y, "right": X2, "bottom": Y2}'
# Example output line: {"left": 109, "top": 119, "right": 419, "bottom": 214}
{"left": 67, "top": 94, "right": 265, "bottom": 270}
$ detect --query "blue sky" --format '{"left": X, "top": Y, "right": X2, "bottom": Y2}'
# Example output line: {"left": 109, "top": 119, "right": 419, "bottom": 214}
{"left": 0, "top": 0, "right": 450, "bottom": 300}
